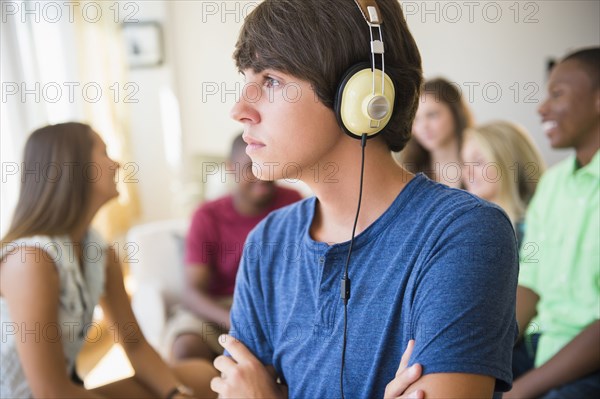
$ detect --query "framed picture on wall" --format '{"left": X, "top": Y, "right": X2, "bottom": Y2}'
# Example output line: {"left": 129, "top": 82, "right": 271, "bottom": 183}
{"left": 122, "top": 21, "right": 164, "bottom": 68}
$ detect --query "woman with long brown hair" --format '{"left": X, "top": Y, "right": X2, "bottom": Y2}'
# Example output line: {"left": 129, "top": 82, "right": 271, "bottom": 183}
{"left": 398, "top": 78, "right": 474, "bottom": 188}
{"left": 0, "top": 123, "right": 217, "bottom": 398}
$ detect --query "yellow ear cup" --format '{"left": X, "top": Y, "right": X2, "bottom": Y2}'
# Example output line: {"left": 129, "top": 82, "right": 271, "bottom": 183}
{"left": 339, "top": 68, "right": 395, "bottom": 137}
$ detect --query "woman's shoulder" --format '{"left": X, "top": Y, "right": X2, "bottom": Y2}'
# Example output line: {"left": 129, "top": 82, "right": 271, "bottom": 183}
{"left": 1, "top": 236, "right": 62, "bottom": 306}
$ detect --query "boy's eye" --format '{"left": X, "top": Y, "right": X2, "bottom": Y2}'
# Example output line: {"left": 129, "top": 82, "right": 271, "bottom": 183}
{"left": 264, "top": 77, "right": 281, "bottom": 88}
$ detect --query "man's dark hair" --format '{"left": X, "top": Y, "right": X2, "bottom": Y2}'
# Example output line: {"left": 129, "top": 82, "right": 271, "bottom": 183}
{"left": 562, "top": 47, "right": 600, "bottom": 90}
{"left": 234, "top": 0, "right": 423, "bottom": 152}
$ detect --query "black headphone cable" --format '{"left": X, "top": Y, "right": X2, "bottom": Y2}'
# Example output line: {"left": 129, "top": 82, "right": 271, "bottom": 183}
{"left": 340, "top": 132, "right": 368, "bottom": 399}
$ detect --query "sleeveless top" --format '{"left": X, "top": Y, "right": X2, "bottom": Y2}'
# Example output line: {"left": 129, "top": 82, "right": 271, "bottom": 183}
{"left": 1, "top": 230, "right": 107, "bottom": 398}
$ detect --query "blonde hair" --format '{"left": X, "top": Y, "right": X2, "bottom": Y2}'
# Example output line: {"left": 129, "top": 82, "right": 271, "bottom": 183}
{"left": 464, "top": 121, "right": 545, "bottom": 224}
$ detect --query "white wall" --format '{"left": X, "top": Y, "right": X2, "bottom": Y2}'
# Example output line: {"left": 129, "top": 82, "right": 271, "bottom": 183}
{"left": 125, "top": 1, "right": 184, "bottom": 223}
{"left": 167, "top": 0, "right": 252, "bottom": 157}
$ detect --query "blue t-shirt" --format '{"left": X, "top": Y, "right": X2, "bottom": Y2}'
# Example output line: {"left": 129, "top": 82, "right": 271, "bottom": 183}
{"left": 230, "top": 174, "right": 518, "bottom": 398}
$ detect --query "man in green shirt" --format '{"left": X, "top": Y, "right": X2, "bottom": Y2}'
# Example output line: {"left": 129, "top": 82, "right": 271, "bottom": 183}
{"left": 505, "top": 48, "right": 599, "bottom": 398}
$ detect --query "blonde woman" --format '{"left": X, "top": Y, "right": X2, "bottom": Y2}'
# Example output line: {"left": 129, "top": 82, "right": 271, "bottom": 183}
{"left": 460, "top": 121, "right": 546, "bottom": 245}
{"left": 0, "top": 123, "right": 217, "bottom": 398}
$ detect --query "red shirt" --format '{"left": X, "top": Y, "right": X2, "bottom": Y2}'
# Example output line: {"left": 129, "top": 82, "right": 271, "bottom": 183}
{"left": 185, "top": 186, "right": 302, "bottom": 297}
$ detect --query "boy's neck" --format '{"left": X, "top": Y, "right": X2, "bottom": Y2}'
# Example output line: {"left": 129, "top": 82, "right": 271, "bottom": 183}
{"left": 575, "top": 124, "right": 600, "bottom": 167}
{"left": 307, "top": 139, "right": 413, "bottom": 244}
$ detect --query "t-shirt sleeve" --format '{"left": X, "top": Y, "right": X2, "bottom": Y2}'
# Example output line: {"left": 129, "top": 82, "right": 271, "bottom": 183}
{"left": 184, "top": 207, "right": 216, "bottom": 266}
{"left": 227, "top": 229, "right": 274, "bottom": 366}
{"left": 408, "top": 205, "right": 519, "bottom": 392}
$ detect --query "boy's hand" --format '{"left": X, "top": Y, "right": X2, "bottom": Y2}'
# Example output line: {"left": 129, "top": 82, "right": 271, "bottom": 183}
{"left": 384, "top": 340, "right": 424, "bottom": 399}
{"left": 211, "top": 334, "right": 287, "bottom": 398}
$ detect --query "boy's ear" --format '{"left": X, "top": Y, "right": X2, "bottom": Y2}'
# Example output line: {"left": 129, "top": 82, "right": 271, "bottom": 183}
{"left": 595, "top": 89, "right": 600, "bottom": 114}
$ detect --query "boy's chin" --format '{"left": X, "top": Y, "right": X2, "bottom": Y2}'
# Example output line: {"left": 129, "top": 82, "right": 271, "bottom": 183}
{"left": 249, "top": 161, "right": 283, "bottom": 181}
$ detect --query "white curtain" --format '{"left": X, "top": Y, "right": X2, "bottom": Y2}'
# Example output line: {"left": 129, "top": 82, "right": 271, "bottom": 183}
{"left": 1, "top": 8, "right": 77, "bottom": 236}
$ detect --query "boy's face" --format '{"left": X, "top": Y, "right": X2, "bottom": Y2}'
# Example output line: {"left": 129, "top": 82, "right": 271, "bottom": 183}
{"left": 538, "top": 60, "right": 600, "bottom": 150}
{"left": 231, "top": 69, "right": 342, "bottom": 181}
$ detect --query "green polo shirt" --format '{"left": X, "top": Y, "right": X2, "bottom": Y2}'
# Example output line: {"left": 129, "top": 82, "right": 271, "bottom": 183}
{"left": 519, "top": 149, "right": 599, "bottom": 367}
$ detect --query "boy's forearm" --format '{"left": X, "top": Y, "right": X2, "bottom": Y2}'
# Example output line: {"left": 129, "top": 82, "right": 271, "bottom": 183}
{"left": 404, "top": 373, "right": 495, "bottom": 398}
{"left": 514, "top": 320, "right": 600, "bottom": 396}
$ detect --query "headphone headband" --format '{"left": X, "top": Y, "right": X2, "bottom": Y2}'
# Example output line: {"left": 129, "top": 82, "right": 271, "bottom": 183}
{"left": 353, "top": 0, "right": 383, "bottom": 25}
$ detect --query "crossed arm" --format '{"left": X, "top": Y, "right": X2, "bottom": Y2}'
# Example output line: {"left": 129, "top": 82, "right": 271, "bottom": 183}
{"left": 210, "top": 335, "right": 494, "bottom": 398}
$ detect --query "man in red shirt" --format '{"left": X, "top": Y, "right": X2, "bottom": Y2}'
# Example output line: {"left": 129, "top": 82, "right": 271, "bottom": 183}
{"left": 164, "top": 134, "right": 302, "bottom": 362}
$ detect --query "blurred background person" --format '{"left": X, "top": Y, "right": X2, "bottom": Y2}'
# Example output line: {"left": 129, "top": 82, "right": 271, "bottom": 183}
{"left": 398, "top": 77, "right": 474, "bottom": 188}
{"left": 0, "top": 123, "right": 217, "bottom": 399}
{"left": 506, "top": 47, "right": 599, "bottom": 399}
{"left": 164, "top": 133, "right": 302, "bottom": 362}
{"left": 461, "top": 121, "right": 545, "bottom": 246}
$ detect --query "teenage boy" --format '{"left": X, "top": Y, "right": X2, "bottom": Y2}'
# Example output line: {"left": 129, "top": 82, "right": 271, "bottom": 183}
{"left": 506, "top": 48, "right": 600, "bottom": 398}
{"left": 211, "top": 1, "right": 518, "bottom": 397}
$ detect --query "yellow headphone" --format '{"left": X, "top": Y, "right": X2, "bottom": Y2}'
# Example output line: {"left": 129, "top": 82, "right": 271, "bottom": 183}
{"left": 334, "top": 0, "right": 396, "bottom": 139}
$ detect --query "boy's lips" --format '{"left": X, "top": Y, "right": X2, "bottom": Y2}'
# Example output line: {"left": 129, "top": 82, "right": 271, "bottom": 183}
{"left": 243, "top": 134, "right": 266, "bottom": 153}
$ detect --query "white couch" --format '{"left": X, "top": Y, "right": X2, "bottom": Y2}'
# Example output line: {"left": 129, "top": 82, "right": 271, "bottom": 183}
{"left": 126, "top": 219, "right": 189, "bottom": 359}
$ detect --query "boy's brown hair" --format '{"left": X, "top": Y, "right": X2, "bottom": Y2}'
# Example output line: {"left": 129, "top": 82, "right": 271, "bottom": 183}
{"left": 234, "top": 0, "right": 423, "bottom": 152}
